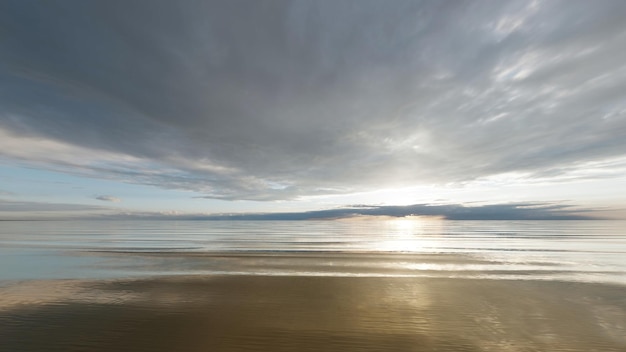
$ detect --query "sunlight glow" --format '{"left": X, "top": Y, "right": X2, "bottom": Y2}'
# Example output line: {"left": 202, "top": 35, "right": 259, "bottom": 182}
{"left": 363, "top": 186, "right": 442, "bottom": 206}
{"left": 378, "top": 217, "right": 443, "bottom": 252}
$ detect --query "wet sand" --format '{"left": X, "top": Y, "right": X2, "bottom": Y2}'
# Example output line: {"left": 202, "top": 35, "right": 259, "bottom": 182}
{"left": 1, "top": 272, "right": 625, "bottom": 352}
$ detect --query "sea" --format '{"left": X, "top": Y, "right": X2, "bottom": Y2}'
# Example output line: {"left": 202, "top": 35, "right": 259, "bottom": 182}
{"left": 2, "top": 219, "right": 626, "bottom": 351}
{"left": 1, "top": 219, "right": 625, "bottom": 285}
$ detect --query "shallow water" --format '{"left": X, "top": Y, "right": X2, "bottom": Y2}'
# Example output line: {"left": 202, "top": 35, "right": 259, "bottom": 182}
{"left": 1, "top": 220, "right": 626, "bottom": 351}
{"left": 1, "top": 275, "right": 626, "bottom": 352}
{"left": 1, "top": 219, "right": 625, "bottom": 284}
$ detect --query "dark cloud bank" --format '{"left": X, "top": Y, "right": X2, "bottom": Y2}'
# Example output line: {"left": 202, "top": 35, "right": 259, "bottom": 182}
{"left": 0, "top": 198, "right": 597, "bottom": 221}
{"left": 116, "top": 202, "right": 596, "bottom": 221}
{"left": 1, "top": 1, "right": 626, "bottom": 200}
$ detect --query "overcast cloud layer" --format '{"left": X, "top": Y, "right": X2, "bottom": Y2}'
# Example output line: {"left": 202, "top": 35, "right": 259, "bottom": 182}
{"left": 1, "top": 0, "right": 626, "bottom": 201}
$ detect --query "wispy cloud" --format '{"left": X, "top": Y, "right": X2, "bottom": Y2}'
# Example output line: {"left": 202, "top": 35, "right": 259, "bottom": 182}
{"left": 0, "top": 199, "right": 108, "bottom": 213}
{"left": 95, "top": 195, "right": 121, "bottom": 202}
{"left": 0, "top": 189, "right": 14, "bottom": 196}
{"left": 1, "top": 1, "right": 625, "bottom": 200}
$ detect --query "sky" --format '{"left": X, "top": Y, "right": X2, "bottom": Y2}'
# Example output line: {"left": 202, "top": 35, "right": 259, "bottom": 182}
{"left": 1, "top": 0, "right": 625, "bottom": 220}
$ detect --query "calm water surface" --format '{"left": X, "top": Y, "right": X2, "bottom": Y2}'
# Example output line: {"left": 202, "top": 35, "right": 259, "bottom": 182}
{"left": 2, "top": 219, "right": 626, "bottom": 352}
{"left": 1, "top": 219, "right": 625, "bottom": 284}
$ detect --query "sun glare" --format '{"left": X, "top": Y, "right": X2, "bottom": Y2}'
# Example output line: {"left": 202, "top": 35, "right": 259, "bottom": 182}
{"left": 378, "top": 216, "right": 443, "bottom": 252}
{"left": 369, "top": 186, "right": 443, "bottom": 206}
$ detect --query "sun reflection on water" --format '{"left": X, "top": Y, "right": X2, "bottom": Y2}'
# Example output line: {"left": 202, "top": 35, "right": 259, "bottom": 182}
{"left": 378, "top": 216, "right": 444, "bottom": 252}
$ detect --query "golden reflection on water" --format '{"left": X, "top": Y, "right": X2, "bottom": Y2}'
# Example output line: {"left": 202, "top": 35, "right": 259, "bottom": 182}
{"left": 1, "top": 274, "right": 625, "bottom": 352}
{"left": 378, "top": 216, "right": 444, "bottom": 252}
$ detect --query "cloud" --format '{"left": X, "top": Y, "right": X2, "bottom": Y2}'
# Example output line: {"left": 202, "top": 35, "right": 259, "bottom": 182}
{"left": 1, "top": 1, "right": 626, "bottom": 200}
{"left": 0, "top": 197, "right": 600, "bottom": 221}
{"left": 110, "top": 202, "right": 599, "bottom": 221}
{"left": 0, "top": 189, "right": 14, "bottom": 196}
{"left": 95, "top": 195, "right": 121, "bottom": 202}
{"left": 0, "top": 199, "right": 108, "bottom": 213}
